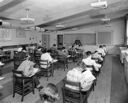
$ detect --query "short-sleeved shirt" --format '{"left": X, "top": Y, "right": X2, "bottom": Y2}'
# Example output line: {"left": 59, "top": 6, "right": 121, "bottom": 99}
{"left": 17, "top": 59, "right": 35, "bottom": 77}
{"left": 82, "top": 56, "right": 101, "bottom": 71}
{"left": 40, "top": 53, "right": 53, "bottom": 68}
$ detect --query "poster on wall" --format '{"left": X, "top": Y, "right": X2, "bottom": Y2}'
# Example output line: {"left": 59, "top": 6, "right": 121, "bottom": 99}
{"left": 0, "top": 28, "right": 12, "bottom": 41}
{"left": 16, "top": 29, "right": 26, "bottom": 38}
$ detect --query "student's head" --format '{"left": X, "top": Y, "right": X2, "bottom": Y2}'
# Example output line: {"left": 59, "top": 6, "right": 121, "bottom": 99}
{"left": 0, "top": 47, "right": 3, "bottom": 51}
{"left": 25, "top": 55, "right": 32, "bottom": 61}
{"left": 103, "top": 45, "right": 106, "bottom": 47}
{"left": 93, "top": 51, "right": 99, "bottom": 54}
{"left": 42, "top": 49, "right": 47, "bottom": 53}
{"left": 47, "top": 49, "right": 52, "bottom": 54}
{"left": 53, "top": 44, "right": 56, "bottom": 47}
{"left": 39, "top": 83, "right": 59, "bottom": 103}
{"left": 77, "top": 61, "right": 86, "bottom": 69}
{"left": 71, "top": 45, "right": 74, "bottom": 49}
{"left": 22, "top": 45, "right": 26, "bottom": 51}
{"left": 38, "top": 46, "right": 42, "bottom": 51}
{"left": 86, "top": 51, "right": 92, "bottom": 56}
{"left": 99, "top": 45, "right": 103, "bottom": 48}
{"left": 62, "top": 47, "right": 66, "bottom": 50}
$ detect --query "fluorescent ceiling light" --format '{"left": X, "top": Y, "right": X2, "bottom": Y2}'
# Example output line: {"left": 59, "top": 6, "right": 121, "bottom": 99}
{"left": 0, "top": 0, "right": 4, "bottom": 2}
{"left": 101, "top": 17, "right": 110, "bottom": 22}
{"left": 56, "top": 23, "right": 65, "bottom": 28}
{"left": 90, "top": 0, "right": 107, "bottom": 8}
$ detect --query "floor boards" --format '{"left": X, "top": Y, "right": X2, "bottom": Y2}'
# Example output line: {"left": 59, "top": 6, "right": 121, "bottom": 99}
{"left": 110, "top": 55, "right": 128, "bottom": 103}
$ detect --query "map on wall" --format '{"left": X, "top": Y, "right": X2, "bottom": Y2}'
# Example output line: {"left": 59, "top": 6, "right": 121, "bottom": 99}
{"left": 0, "top": 28, "right": 12, "bottom": 41}
{"left": 16, "top": 29, "right": 26, "bottom": 38}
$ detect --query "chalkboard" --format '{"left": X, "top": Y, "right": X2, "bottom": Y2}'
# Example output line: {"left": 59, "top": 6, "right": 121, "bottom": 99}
{"left": 64, "top": 33, "right": 96, "bottom": 46}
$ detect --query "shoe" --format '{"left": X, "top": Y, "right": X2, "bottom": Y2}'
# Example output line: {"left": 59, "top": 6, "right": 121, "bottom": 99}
{"left": 37, "top": 86, "right": 44, "bottom": 92}
{"left": 0, "top": 76, "right": 5, "bottom": 80}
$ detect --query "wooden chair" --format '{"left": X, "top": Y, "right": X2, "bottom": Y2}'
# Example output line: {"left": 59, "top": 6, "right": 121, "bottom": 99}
{"left": 62, "top": 78, "right": 88, "bottom": 103}
{"left": 39, "top": 60, "right": 53, "bottom": 80}
{"left": 68, "top": 50, "right": 77, "bottom": 62}
{"left": 13, "top": 51, "right": 27, "bottom": 70}
{"left": 34, "top": 50, "right": 42, "bottom": 65}
{"left": 12, "top": 70, "right": 35, "bottom": 102}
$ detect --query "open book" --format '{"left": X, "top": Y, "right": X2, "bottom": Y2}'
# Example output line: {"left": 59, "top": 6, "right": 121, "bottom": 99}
{"left": 29, "top": 68, "right": 39, "bottom": 77}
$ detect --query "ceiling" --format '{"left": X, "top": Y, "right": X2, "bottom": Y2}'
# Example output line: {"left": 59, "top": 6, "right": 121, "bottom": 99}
{"left": 0, "top": 0, "right": 128, "bottom": 31}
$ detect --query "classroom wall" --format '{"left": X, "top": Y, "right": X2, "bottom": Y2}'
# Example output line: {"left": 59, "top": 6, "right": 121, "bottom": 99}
{"left": 0, "top": 29, "right": 42, "bottom": 47}
{"left": 57, "top": 18, "right": 125, "bottom": 45}
{"left": 49, "top": 31, "right": 58, "bottom": 47}
{"left": 0, "top": 18, "right": 125, "bottom": 55}
{"left": 54, "top": 18, "right": 125, "bottom": 54}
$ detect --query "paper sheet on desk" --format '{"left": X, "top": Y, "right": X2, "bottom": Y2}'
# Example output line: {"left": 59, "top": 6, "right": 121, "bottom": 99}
{"left": 52, "top": 59, "right": 58, "bottom": 63}
{"left": 29, "top": 68, "right": 39, "bottom": 77}
{"left": 67, "top": 55, "right": 71, "bottom": 58}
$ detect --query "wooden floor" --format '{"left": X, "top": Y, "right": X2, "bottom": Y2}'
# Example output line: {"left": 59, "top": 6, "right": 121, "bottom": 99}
{"left": 110, "top": 55, "right": 128, "bottom": 103}
{"left": 0, "top": 55, "right": 128, "bottom": 103}
{"left": 88, "top": 55, "right": 112, "bottom": 103}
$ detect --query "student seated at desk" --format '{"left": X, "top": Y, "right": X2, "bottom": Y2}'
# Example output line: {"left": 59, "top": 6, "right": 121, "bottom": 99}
{"left": 17, "top": 55, "right": 43, "bottom": 90}
{"left": 58, "top": 47, "right": 68, "bottom": 57}
{"left": 17, "top": 45, "right": 27, "bottom": 53}
{"left": 69, "top": 45, "right": 77, "bottom": 52}
{"left": 92, "top": 51, "right": 103, "bottom": 63}
{"left": 82, "top": 51, "right": 101, "bottom": 71}
{"left": 66, "top": 62, "right": 96, "bottom": 91}
{"left": 39, "top": 83, "right": 59, "bottom": 103}
{"left": 50, "top": 44, "right": 57, "bottom": 51}
{"left": 96, "top": 45, "right": 106, "bottom": 57}
{"left": 36, "top": 46, "right": 43, "bottom": 54}
{"left": 40, "top": 49, "right": 57, "bottom": 68}
{"left": 102, "top": 45, "right": 107, "bottom": 54}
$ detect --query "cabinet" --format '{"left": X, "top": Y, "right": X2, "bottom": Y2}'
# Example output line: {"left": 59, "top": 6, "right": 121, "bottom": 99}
{"left": 124, "top": 58, "right": 128, "bottom": 84}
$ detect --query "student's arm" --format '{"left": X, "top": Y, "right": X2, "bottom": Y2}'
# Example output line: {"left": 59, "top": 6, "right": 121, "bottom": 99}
{"left": 93, "top": 61, "right": 101, "bottom": 71}
{"left": 24, "top": 62, "right": 34, "bottom": 77}
{"left": 48, "top": 54, "right": 53, "bottom": 62}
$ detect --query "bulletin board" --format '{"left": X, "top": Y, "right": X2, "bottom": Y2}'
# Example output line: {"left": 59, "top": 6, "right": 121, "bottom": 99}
{"left": 96, "top": 31, "right": 113, "bottom": 45}
{"left": 0, "top": 28, "right": 12, "bottom": 41}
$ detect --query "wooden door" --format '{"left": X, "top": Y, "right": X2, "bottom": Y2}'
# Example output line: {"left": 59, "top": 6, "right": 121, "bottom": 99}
{"left": 42, "top": 34, "right": 50, "bottom": 48}
{"left": 57, "top": 35, "right": 63, "bottom": 49}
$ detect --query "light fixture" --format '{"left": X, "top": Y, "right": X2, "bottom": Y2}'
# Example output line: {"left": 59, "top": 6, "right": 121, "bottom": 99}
{"left": 56, "top": 23, "right": 65, "bottom": 28}
{"left": 0, "top": 0, "right": 4, "bottom": 2}
{"left": 20, "top": 8, "right": 35, "bottom": 25}
{"left": 90, "top": 0, "right": 107, "bottom": 9}
{"left": 101, "top": 14, "right": 110, "bottom": 22}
